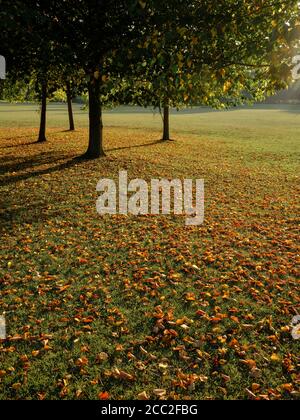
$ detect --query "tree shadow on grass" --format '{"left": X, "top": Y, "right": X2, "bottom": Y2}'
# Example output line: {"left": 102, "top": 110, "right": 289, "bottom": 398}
{"left": 0, "top": 201, "right": 59, "bottom": 228}
{"left": 0, "top": 130, "right": 77, "bottom": 149}
{"left": 107, "top": 138, "right": 171, "bottom": 152}
{"left": 0, "top": 152, "right": 73, "bottom": 175}
{"left": 0, "top": 154, "right": 89, "bottom": 229}
{"left": 0, "top": 141, "right": 38, "bottom": 150}
{"left": 0, "top": 138, "right": 169, "bottom": 187}
{"left": 0, "top": 138, "right": 169, "bottom": 230}
{"left": 0, "top": 152, "right": 87, "bottom": 188}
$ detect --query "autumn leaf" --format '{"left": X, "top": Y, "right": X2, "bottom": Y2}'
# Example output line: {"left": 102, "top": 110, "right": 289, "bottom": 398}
{"left": 75, "top": 357, "right": 89, "bottom": 367}
{"left": 98, "top": 391, "right": 110, "bottom": 400}
{"left": 153, "top": 389, "right": 167, "bottom": 398}
{"left": 137, "top": 391, "right": 149, "bottom": 400}
{"left": 270, "top": 354, "right": 281, "bottom": 363}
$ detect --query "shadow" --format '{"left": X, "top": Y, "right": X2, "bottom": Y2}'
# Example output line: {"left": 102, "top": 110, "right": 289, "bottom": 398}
{"left": 0, "top": 141, "right": 37, "bottom": 150}
{"left": 0, "top": 153, "right": 84, "bottom": 187}
{"left": 0, "top": 135, "right": 173, "bottom": 230}
{"left": 1, "top": 133, "right": 37, "bottom": 140}
{"left": 0, "top": 151, "right": 72, "bottom": 175}
{"left": 0, "top": 130, "right": 77, "bottom": 149}
{"left": 0, "top": 201, "right": 55, "bottom": 228}
{"left": 0, "top": 138, "right": 166, "bottom": 187}
{"left": 0, "top": 153, "right": 92, "bottom": 229}
{"left": 107, "top": 139, "right": 168, "bottom": 152}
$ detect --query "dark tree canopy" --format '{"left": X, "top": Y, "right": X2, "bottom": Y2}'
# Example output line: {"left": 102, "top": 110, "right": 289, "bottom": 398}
{"left": 0, "top": 0, "right": 299, "bottom": 153}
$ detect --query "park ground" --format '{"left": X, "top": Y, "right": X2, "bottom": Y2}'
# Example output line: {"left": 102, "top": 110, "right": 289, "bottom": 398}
{"left": 0, "top": 103, "right": 299, "bottom": 400}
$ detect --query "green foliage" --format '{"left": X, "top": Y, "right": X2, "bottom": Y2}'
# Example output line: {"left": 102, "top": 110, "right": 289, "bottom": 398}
{"left": 112, "top": 0, "right": 300, "bottom": 110}
{"left": 50, "top": 89, "right": 67, "bottom": 103}
{"left": 0, "top": 76, "right": 37, "bottom": 103}
{"left": 1, "top": 1, "right": 300, "bottom": 119}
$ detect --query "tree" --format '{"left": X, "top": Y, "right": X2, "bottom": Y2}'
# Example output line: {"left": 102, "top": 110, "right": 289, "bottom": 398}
{"left": 115, "top": 0, "right": 300, "bottom": 140}
{"left": 1, "top": 1, "right": 299, "bottom": 153}
{"left": 54, "top": 68, "right": 86, "bottom": 132}
{"left": 46, "top": 0, "right": 152, "bottom": 158}
{"left": 66, "top": 82, "right": 75, "bottom": 131}
{"left": 0, "top": 1, "right": 66, "bottom": 143}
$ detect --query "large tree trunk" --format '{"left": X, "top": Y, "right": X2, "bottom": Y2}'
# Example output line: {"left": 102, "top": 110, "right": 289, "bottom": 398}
{"left": 162, "top": 105, "right": 170, "bottom": 141}
{"left": 37, "top": 80, "right": 47, "bottom": 143}
{"left": 84, "top": 76, "right": 105, "bottom": 158}
{"left": 66, "top": 82, "right": 75, "bottom": 131}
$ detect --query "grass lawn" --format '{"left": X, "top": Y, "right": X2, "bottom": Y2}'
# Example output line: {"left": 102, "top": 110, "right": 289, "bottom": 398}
{"left": 0, "top": 103, "right": 299, "bottom": 400}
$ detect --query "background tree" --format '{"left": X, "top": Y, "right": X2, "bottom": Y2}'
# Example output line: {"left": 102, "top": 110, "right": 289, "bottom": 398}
{"left": 54, "top": 67, "right": 86, "bottom": 132}
{"left": 114, "top": 0, "right": 300, "bottom": 141}
{"left": 0, "top": 1, "right": 67, "bottom": 142}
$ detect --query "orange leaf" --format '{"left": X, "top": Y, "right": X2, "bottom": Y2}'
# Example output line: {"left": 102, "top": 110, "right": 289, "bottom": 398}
{"left": 98, "top": 391, "right": 110, "bottom": 400}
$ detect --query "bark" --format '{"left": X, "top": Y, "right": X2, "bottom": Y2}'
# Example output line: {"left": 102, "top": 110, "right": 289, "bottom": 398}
{"left": 25, "top": 84, "right": 31, "bottom": 102}
{"left": 66, "top": 82, "right": 75, "bottom": 131}
{"left": 162, "top": 105, "right": 170, "bottom": 141}
{"left": 37, "top": 80, "right": 47, "bottom": 143}
{"left": 84, "top": 76, "right": 105, "bottom": 158}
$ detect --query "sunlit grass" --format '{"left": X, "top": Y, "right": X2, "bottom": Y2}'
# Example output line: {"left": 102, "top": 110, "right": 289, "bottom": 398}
{"left": 0, "top": 105, "right": 299, "bottom": 400}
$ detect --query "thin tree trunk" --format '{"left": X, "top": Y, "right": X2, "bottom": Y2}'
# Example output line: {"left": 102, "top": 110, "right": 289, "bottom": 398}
{"left": 0, "top": 81, "right": 3, "bottom": 99}
{"left": 84, "top": 75, "right": 105, "bottom": 158}
{"left": 66, "top": 82, "right": 75, "bottom": 131}
{"left": 37, "top": 80, "right": 47, "bottom": 143}
{"left": 25, "top": 84, "right": 31, "bottom": 102}
{"left": 162, "top": 105, "right": 170, "bottom": 141}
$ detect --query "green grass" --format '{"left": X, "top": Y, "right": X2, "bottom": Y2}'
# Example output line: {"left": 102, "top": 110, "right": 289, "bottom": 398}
{"left": 0, "top": 103, "right": 299, "bottom": 400}
{"left": 1, "top": 101, "right": 300, "bottom": 157}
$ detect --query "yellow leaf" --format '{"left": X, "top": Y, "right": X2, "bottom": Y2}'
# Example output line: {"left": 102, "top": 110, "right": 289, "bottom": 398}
{"left": 153, "top": 389, "right": 166, "bottom": 397}
{"left": 270, "top": 353, "right": 281, "bottom": 363}
{"left": 185, "top": 292, "right": 195, "bottom": 301}
{"left": 281, "top": 383, "right": 293, "bottom": 392}
{"left": 138, "top": 391, "right": 149, "bottom": 400}
{"left": 252, "top": 383, "right": 260, "bottom": 392}
{"left": 223, "top": 80, "right": 232, "bottom": 93}
{"left": 220, "top": 68, "right": 226, "bottom": 77}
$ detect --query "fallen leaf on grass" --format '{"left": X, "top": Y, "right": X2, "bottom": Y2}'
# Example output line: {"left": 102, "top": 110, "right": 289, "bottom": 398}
{"left": 153, "top": 389, "right": 167, "bottom": 398}
{"left": 137, "top": 391, "right": 149, "bottom": 400}
{"left": 270, "top": 354, "right": 281, "bottom": 363}
{"left": 112, "top": 368, "right": 135, "bottom": 381}
{"left": 98, "top": 391, "right": 110, "bottom": 400}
